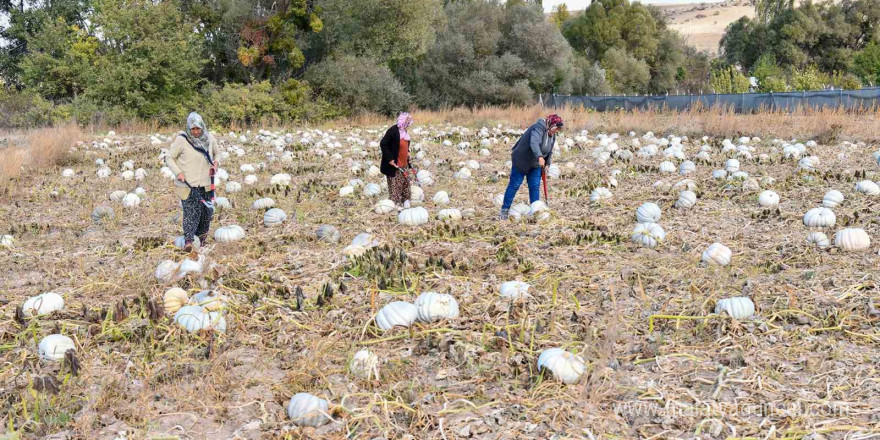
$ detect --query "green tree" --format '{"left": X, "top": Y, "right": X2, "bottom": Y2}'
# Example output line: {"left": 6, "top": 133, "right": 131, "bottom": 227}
{"left": 710, "top": 66, "right": 750, "bottom": 93}
{"left": 853, "top": 41, "right": 880, "bottom": 85}
{"left": 601, "top": 47, "right": 650, "bottom": 94}
{"left": 84, "top": 0, "right": 205, "bottom": 123}
{"left": 753, "top": 0, "right": 794, "bottom": 25}
{"left": 305, "top": 54, "right": 410, "bottom": 116}
{"left": 551, "top": 3, "right": 570, "bottom": 29}
{"left": 19, "top": 18, "right": 97, "bottom": 101}
{"left": 315, "top": 0, "right": 442, "bottom": 63}
{"left": 790, "top": 65, "right": 827, "bottom": 90}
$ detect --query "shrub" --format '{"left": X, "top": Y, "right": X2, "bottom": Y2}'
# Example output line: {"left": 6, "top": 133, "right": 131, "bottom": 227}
{"left": 790, "top": 65, "right": 827, "bottom": 91}
{"left": 710, "top": 66, "right": 750, "bottom": 94}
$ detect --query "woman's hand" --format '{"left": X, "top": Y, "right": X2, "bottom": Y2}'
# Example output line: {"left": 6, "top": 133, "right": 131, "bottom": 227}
{"left": 177, "top": 173, "right": 186, "bottom": 181}
{"left": 538, "top": 157, "right": 546, "bottom": 167}
{"left": 390, "top": 160, "right": 398, "bottom": 168}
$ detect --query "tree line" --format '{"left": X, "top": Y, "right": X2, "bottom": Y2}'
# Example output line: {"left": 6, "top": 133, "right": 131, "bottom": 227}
{"left": 1, "top": 0, "right": 878, "bottom": 128}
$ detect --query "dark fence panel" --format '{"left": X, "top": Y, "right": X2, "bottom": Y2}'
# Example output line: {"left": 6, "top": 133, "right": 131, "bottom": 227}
{"left": 543, "top": 87, "right": 880, "bottom": 112}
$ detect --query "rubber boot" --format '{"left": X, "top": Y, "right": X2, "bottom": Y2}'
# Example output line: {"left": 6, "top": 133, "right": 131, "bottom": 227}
{"left": 499, "top": 209, "right": 509, "bottom": 220}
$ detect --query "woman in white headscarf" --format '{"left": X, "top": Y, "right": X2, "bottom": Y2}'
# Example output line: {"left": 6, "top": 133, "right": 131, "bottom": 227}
{"left": 165, "top": 112, "right": 220, "bottom": 252}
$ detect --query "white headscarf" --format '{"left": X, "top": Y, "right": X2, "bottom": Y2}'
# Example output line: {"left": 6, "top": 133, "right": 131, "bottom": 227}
{"left": 184, "top": 112, "right": 210, "bottom": 151}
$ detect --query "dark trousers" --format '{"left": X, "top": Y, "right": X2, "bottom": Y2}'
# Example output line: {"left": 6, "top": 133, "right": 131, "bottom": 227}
{"left": 182, "top": 187, "right": 212, "bottom": 242}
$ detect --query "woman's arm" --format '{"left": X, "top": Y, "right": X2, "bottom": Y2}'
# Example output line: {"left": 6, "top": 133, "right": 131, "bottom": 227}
{"left": 528, "top": 124, "right": 545, "bottom": 158}
{"left": 380, "top": 127, "right": 398, "bottom": 164}
{"left": 165, "top": 138, "right": 184, "bottom": 177}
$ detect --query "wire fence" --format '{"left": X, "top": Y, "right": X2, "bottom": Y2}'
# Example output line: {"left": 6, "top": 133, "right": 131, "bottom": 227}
{"left": 542, "top": 87, "right": 880, "bottom": 113}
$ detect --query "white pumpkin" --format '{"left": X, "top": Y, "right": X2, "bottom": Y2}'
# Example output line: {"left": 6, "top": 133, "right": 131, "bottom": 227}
{"left": 454, "top": 167, "right": 472, "bottom": 180}
{"left": 806, "top": 231, "right": 830, "bottom": 248}
{"left": 0, "top": 235, "right": 13, "bottom": 248}
{"left": 225, "top": 181, "right": 242, "bottom": 193}
{"left": 410, "top": 185, "right": 424, "bottom": 202}
{"left": 287, "top": 393, "right": 330, "bottom": 427}
{"left": 414, "top": 292, "right": 460, "bottom": 323}
{"left": 122, "top": 193, "right": 141, "bottom": 208}
{"left": 855, "top": 180, "right": 880, "bottom": 195}
{"left": 91, "top": 205, "right": 115, "bottom": 222}
{"left": 61, "top": 168, "right": 75, "bottom": 177}
{"left": 173, "top": 235, "right": 201, "bottom": 249}
{"left": 702, "top": 242, "right": 732, "bottom": 266}
{"left": 636, "top": 202, "right": 661, "bottom": 223}
{"left": 679, "top": 161, "right": 696, "bottom": 175}
{"left": 22, "top": 292, "right": 65, "bottom": 317}
{"left": 270, "top": 173, "right": 291, "bottom": 186}
{"left": 437, "top": 208, "right": 462, "bottom": 221}
{"left": 252, "top": 198, "right": 275, "bottom": 210}
{"left": 214, "top": 197, "right": 231, "bottom": 210}
{"left": 822, "top": 190, "right": 844, "bottom": 208}
{"left": 189, "top": 289, "right": 226, "bottom": 311}
{"left": 493, "top": 194, "right": 504, "bottom": 206}
{"left": 715, "top": 297, "right": 755, "bottom": 319}
{"left": 537, "top": 348, "right": 586, "bottom": 385}
{"left": 834, "top": 228, "right": 871, "bottom": 251}
{"left": 214, "top": 225, "right": 245, "bottom": 243}
{"left": 350, "top": 349, "right": 380, "bottom": 380}
{"left": 121, "top": 170, "right": 135, "bottom": 181}
{"left": 546, "top": 164, "right": 561, "bottom": 179}
{"left": 432, "top": 191, "right": 450, "bottom": 205}
{"left": 590, "top": 187, "right": 613, "bottom": 204}
{"left": 316, "top": 225, "right": 341, "bottom": 243}
{"left": 803, "top": 207, "right": 836, "bottom": 228}
{"left": 712, "top": 170, "right": 727, "bottom": 179}
{"left": 725, "top": 159, "right": 740, "bottom": 172}
{"left": 134, "top": 168, "right": 147, "bottom": 181}
{"left": 374, "top": 301, "right": 418, "bottom": 331}
{"left": 675, "top": 191, "right": 697, "bottom": 209}
{"left": 97, "top": 167, "right": 112, "bottom": 178}
{"left": 416, "top": 170, "right": 434, "bottom": 186}
{"left": 499, "top": 281, "right": 530, "bottom": 300}
{"left": 509, "top": 203, "right": 531, "bottom": 221}
{"left": 110, "top": 190, "right": 127, "bottom": 202}
{"left": 38, "top": 334, "right": 75, "bottom": 361}
{"left": 367, "top": 165, "right": 381, "bottom": 177}
{"left": 529, "top": 200, "right": 549, "bottom": 216}
{"left": 659, "top": 161, "right": 676, "bottom": 173}
{"left": 155, "top": 260, "right": 178, "bottom": 283}
{"left": 174, "top": 305, "right": 226, "bottom": 333}
{"left": 163, "top": 287, "right": 189, "bottom": 315}
{"left": 631, "top": 223, "right": 666, "bottom": 248}
{"left": 362, "top": 183, "right": 381, "bottom": 197}
{"left": 177, "top": 256, "right": 203, "bottom": 277}
{"left": 758, "top": 190, "right": 780, "bottom": 208}
{"left": 240, "top": 164, "right": 256, "bottom": 173}
{"left": 399, "top": 207, "right": 429, "bottom": 226}
{"left": 243, "top": 174, "right": 258, "bottom": 185}
{"left": 263, "top": 208, "right": 287, "bottom": 226}
{"left": 338, "top": 185, "right": 354, "bottom": 197}
{"left": 351, "top": 233, "right": 379, "bottom": 248}
{"left": 374, "top": 199, "right": 396, "bottom": 214}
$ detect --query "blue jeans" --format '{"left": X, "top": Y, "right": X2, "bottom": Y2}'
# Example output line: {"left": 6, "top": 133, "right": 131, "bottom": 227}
{"left": 502, "top": 165, "right": 542, "bottom": 210}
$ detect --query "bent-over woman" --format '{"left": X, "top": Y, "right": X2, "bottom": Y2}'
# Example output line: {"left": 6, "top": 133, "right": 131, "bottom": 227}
{"left": 499, "top": 114, "right": 563, "bottom": 220}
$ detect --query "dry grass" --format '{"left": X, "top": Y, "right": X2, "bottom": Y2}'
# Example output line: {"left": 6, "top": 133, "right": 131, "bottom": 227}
{"left": 405, "top": 105, "right": 880, "bottom": 143}
{"left": 1, "top": 115, "right": 878, "bottom": 439}
{"left": 0, "top": 125, "right": 81, "bottom": 195}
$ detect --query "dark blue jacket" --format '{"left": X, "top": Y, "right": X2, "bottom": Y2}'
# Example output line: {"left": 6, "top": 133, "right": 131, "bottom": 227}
{"left": 511, "top": 119, "right": 555, "bottom": 174}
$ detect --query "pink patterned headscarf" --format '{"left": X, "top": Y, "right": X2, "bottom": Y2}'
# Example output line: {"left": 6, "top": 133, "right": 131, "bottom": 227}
{"left": 397, "top": 112, "right": 413, "bottom": 141}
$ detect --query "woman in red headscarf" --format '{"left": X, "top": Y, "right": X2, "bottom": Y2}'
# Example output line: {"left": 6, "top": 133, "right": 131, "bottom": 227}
{"left": 500, "top": 114, "right": 563, "bottom": 220}
{"left": 379, "top": 112, "right": 414, "bottom": 206}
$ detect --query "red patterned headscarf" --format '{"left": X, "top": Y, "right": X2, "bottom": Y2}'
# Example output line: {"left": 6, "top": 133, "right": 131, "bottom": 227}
{"left": 546, "top": 114, "right": 563, "bottom": 129}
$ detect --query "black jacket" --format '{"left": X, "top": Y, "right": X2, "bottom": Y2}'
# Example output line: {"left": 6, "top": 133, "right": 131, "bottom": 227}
{"left": 379, "top": 125, "right": 401, "bottom": 177}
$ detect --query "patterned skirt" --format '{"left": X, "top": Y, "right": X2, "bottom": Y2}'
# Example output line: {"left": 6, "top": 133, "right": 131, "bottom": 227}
{"left": 386, "top": 171, "right": 411, "bottom": 206}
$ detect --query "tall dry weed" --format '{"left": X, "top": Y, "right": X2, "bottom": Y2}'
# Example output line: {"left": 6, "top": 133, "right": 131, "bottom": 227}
{"left": 0, "top": 124, "right": 81, "bottom": 195}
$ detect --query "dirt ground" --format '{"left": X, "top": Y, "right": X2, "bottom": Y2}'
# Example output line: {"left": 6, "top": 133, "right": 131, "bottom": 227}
{"left": 1, "top": 121, "right": 878, "bottom": 439}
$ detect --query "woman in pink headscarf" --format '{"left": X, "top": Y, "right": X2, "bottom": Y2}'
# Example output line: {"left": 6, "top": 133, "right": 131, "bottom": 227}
{"left": 379, "top": 112, "right": 414, "bottom": 206}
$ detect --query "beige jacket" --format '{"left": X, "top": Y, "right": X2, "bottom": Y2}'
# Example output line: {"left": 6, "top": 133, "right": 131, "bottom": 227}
{"left": 165, "top": 133, "right": 220, "bottom": 199}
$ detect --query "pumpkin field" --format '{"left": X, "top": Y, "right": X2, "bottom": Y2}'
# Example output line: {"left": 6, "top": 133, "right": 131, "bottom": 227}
{"left": 1, "top": 117, "right": 879, "bottom": 440}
